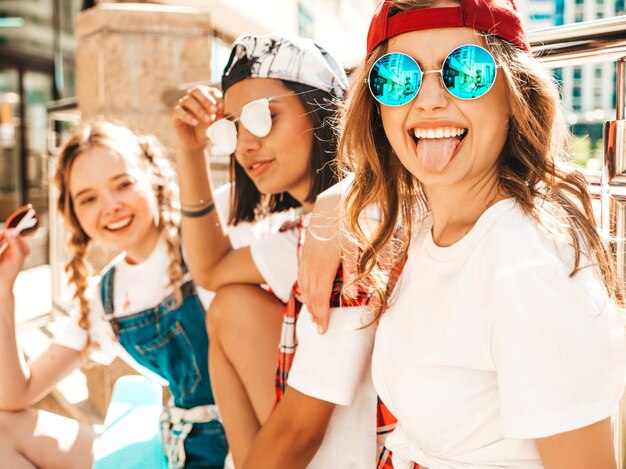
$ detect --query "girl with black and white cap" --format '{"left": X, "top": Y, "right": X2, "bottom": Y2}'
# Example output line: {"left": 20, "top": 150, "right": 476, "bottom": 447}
{"left": 172, "top": 34, "right": 378, "bottom": 468}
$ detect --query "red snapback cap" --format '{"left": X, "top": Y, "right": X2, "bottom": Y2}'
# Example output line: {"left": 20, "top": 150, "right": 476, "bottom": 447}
{"left": 366, "top": 0, "right": 530, "bottom": 56}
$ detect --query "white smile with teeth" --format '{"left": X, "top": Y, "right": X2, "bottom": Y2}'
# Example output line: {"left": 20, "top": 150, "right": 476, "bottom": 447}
{"left": 106, "top": 216, "right": 132, "bottom": 231}
{"left": 249, "top": 161, "right": 270, "bottom": 170}
{"left": 413, "top": 127, "right": 467, "bottom": 139}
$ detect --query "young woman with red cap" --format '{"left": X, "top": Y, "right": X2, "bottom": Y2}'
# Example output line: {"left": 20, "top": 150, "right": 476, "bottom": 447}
{"left": 299, "top": 0, "right": 626, "bottom": 467}
{"left": 172, "top": 34, "right": 378, "bottom": 468}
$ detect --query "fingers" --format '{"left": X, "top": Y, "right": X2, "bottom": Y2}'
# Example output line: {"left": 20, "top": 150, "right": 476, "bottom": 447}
{"left": 341, "top": 244, "right": 359, "bottom": 299}
{"left": 177, "top": 86, "right": 223, "bottom": 124}
{"left": 14, "top": 234, "right": 30, "bottom": 257}
{"left": 172, "top": 86, "right": 225, "bottom": 151}
{"left": 0, "top": 230, "right": 27, "bottom": 263}
{"left": 309, "top": 266, "right": 337, "bottom": 334}
{"left": 172, "top": 105, "right": 199, "bottom": 127}
{"left": 172, "top": 86, "right": 223, "bottom": 127}
{"left": 298, "top": 233, "right": 340, "bottom": 335}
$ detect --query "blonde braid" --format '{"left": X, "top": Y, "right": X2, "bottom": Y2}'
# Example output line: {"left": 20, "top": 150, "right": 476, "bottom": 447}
{"left": 138, "top": 136, "right": 184, "bottom": 307}
{"left": 54, "top": 129, "right": 95, "bottom": 356}
{"left": 65, "top": 231, "right": 93, "bottom": 355}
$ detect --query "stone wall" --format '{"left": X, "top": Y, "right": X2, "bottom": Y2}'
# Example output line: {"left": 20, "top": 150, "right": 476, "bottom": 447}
{"left": 75, "top": 3, "right": 212, "bottom": 151}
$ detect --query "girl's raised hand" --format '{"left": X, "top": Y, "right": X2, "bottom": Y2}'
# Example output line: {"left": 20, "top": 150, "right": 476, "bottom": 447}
{"left": 172, "top": 85, "right": 224, "bottom": 153}
{"left": 0, "top": 231, "right": 30, "bottom": 296}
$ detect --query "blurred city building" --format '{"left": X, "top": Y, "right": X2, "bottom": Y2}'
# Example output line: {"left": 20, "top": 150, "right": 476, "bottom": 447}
{"left": 154, "top": 0, "right": 377, "bottom": 70}
{"left": 0, "top": 0, "right": 82, "bottom": 266}
{"left": 0, "top": 0, "right": 376, "bottom": 269}
{"left": 520, "top": 0, "right": 626, "bottom": 171}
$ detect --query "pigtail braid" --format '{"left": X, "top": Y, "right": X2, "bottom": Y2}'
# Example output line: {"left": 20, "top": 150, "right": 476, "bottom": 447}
{"left": 138, "top": 136, "right": 184, "bottom": 307}
{"left": 65, "top": 230, "right": 93, "bottom": 354}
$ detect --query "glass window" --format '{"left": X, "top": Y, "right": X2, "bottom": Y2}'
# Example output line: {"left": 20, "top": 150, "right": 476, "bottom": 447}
{"left": 211, "top": 35, "right": 234, "bottom": 84}
{"left": 298, "top": 1, "right": 315, "bottom": 38}
{"left": 573, "top": 66, "right": 582, "bottom": 79}
{"left": 0, "top": 0, "right": 54, "bottom": 58}
{"left": 612, "top": 65, "right": 617, "bottom": 109}
{"left": 23, "top": 71, "right": 52, "bottom": 227}
{"left": 0, "top": 68, "right": 21, "bottom": 222}
{"left": 531, "top": 13, "right": 552, "bottom": 21}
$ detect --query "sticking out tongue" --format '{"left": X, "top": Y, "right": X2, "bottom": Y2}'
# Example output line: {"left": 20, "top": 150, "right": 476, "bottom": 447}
{"left": 416, "top": 137, "right": 462, "bottom": 172}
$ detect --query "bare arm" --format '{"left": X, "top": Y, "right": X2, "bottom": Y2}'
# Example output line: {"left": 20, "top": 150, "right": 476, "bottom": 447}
{"left": 298, "top": 177, "right": 358, "bottom": 333}
{"left": 172, "top": 85, "right": 265, "bottom": 291}
{"left": 242, "top": 386, "right": 334, "bottom": 469}
{"left": 0, "top": 233, "right": 80, "bottom": 410}
{"left": 536, "top": 418, "right": 616, "bottom": 469}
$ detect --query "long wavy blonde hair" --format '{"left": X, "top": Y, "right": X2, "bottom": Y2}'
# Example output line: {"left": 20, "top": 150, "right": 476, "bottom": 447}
{"left": 340, "top": 0, "right": 624, "bottom": 317}
{"left": 54, "top": 121, "right": 183, "bottom": 352}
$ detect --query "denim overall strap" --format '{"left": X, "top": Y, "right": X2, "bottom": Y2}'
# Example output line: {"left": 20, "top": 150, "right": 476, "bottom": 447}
{"left": 100, "top": 261, "right": 116, "bottom": 321}
{"left": 100, "top": 261, "right": 127, "bottom": 334}
{"left": 98, "top": 252, "right": 227, "bottom": 468}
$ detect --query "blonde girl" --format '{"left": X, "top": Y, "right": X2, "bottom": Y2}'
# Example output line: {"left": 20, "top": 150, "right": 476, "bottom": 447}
{"left": 0, "top": 121, "right": 228, "bottom": 468}
{"left": 300, "top": 0, "right": 626, "bottom": 467}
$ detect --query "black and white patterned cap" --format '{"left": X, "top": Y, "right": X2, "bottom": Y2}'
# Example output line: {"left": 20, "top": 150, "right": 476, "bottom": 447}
{"left": 221, "top": 34, "right": 348, "bottom": 98}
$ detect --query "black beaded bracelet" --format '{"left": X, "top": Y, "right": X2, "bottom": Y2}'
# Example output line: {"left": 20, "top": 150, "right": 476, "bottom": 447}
{"left": 181, "top": 201, "right": 215, "bottom": 218}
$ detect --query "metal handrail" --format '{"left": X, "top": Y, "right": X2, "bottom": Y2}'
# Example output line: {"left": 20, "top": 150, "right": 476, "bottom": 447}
{"left": 529, "top": 15, "right": 626, "bottom": 66}
{"left": 528, "top": 16, "right": 626, "bottom": 468}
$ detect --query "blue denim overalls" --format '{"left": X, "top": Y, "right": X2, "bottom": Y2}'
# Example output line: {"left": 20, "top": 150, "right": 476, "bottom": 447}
{"left": 100, "top": 258, "right": 227, "bottom": 469}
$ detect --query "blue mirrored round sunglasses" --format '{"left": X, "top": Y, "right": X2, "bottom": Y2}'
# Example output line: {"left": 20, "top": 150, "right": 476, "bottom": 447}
{"left": 368, "top": 44, "right": 499, "bottom": 106}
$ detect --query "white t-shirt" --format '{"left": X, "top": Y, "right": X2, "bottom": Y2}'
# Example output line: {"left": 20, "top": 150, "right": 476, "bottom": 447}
{"left": 250, "top": 226, "right": 378, "bottom": 469}
{"left": 250, "top": 227, "right": 300, "bottom": 303}
{"left": 53, "top": 183, "right": 285, "bottom": 367}
{"left": 372, "top": 199, "right": 626, "bottom": 469}
{"left": 290, "top": 306, "right": 377, "bottom": 469}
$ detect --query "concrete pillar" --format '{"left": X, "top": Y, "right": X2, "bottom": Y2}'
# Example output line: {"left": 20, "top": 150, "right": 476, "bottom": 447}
{"left": 72, "top": 4, "right": 212, "bottom": 418}
{"left": 75, "top": 3, "right": 213, "bottom": 150}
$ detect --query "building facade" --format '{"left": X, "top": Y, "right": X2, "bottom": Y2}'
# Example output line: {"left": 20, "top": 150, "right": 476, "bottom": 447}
{"left": 0, "top": 0, "right": 83, "bottom": 266}
{"left": 0, "top": 0, "right": 376, "bottom": 267}
{"left": 153, "top": 0, "right": 377, "bottom": 78}
{"left": 521, "top": 0, "right": 626, "bottom": 170}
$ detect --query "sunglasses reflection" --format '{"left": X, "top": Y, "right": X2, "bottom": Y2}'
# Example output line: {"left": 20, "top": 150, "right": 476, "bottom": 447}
{"left": 445, "top": 46, "right": 496, "bottom": 99}
{"left": 370, "top": 45, "right": 497, "bottom": 105}
{"left": 0, "top": 204, "right": 39, "bottom": 258}
{"left": 370, "top": 53, "right": 421, "bottom": 106}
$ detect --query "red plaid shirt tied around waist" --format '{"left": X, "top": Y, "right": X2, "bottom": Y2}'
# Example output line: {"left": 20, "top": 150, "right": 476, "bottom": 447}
{"left": 272, "top": 217, "right": 413, "bottom": 468}
{"left": 274, "top": 216, "right": 370, "bottom": 401}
